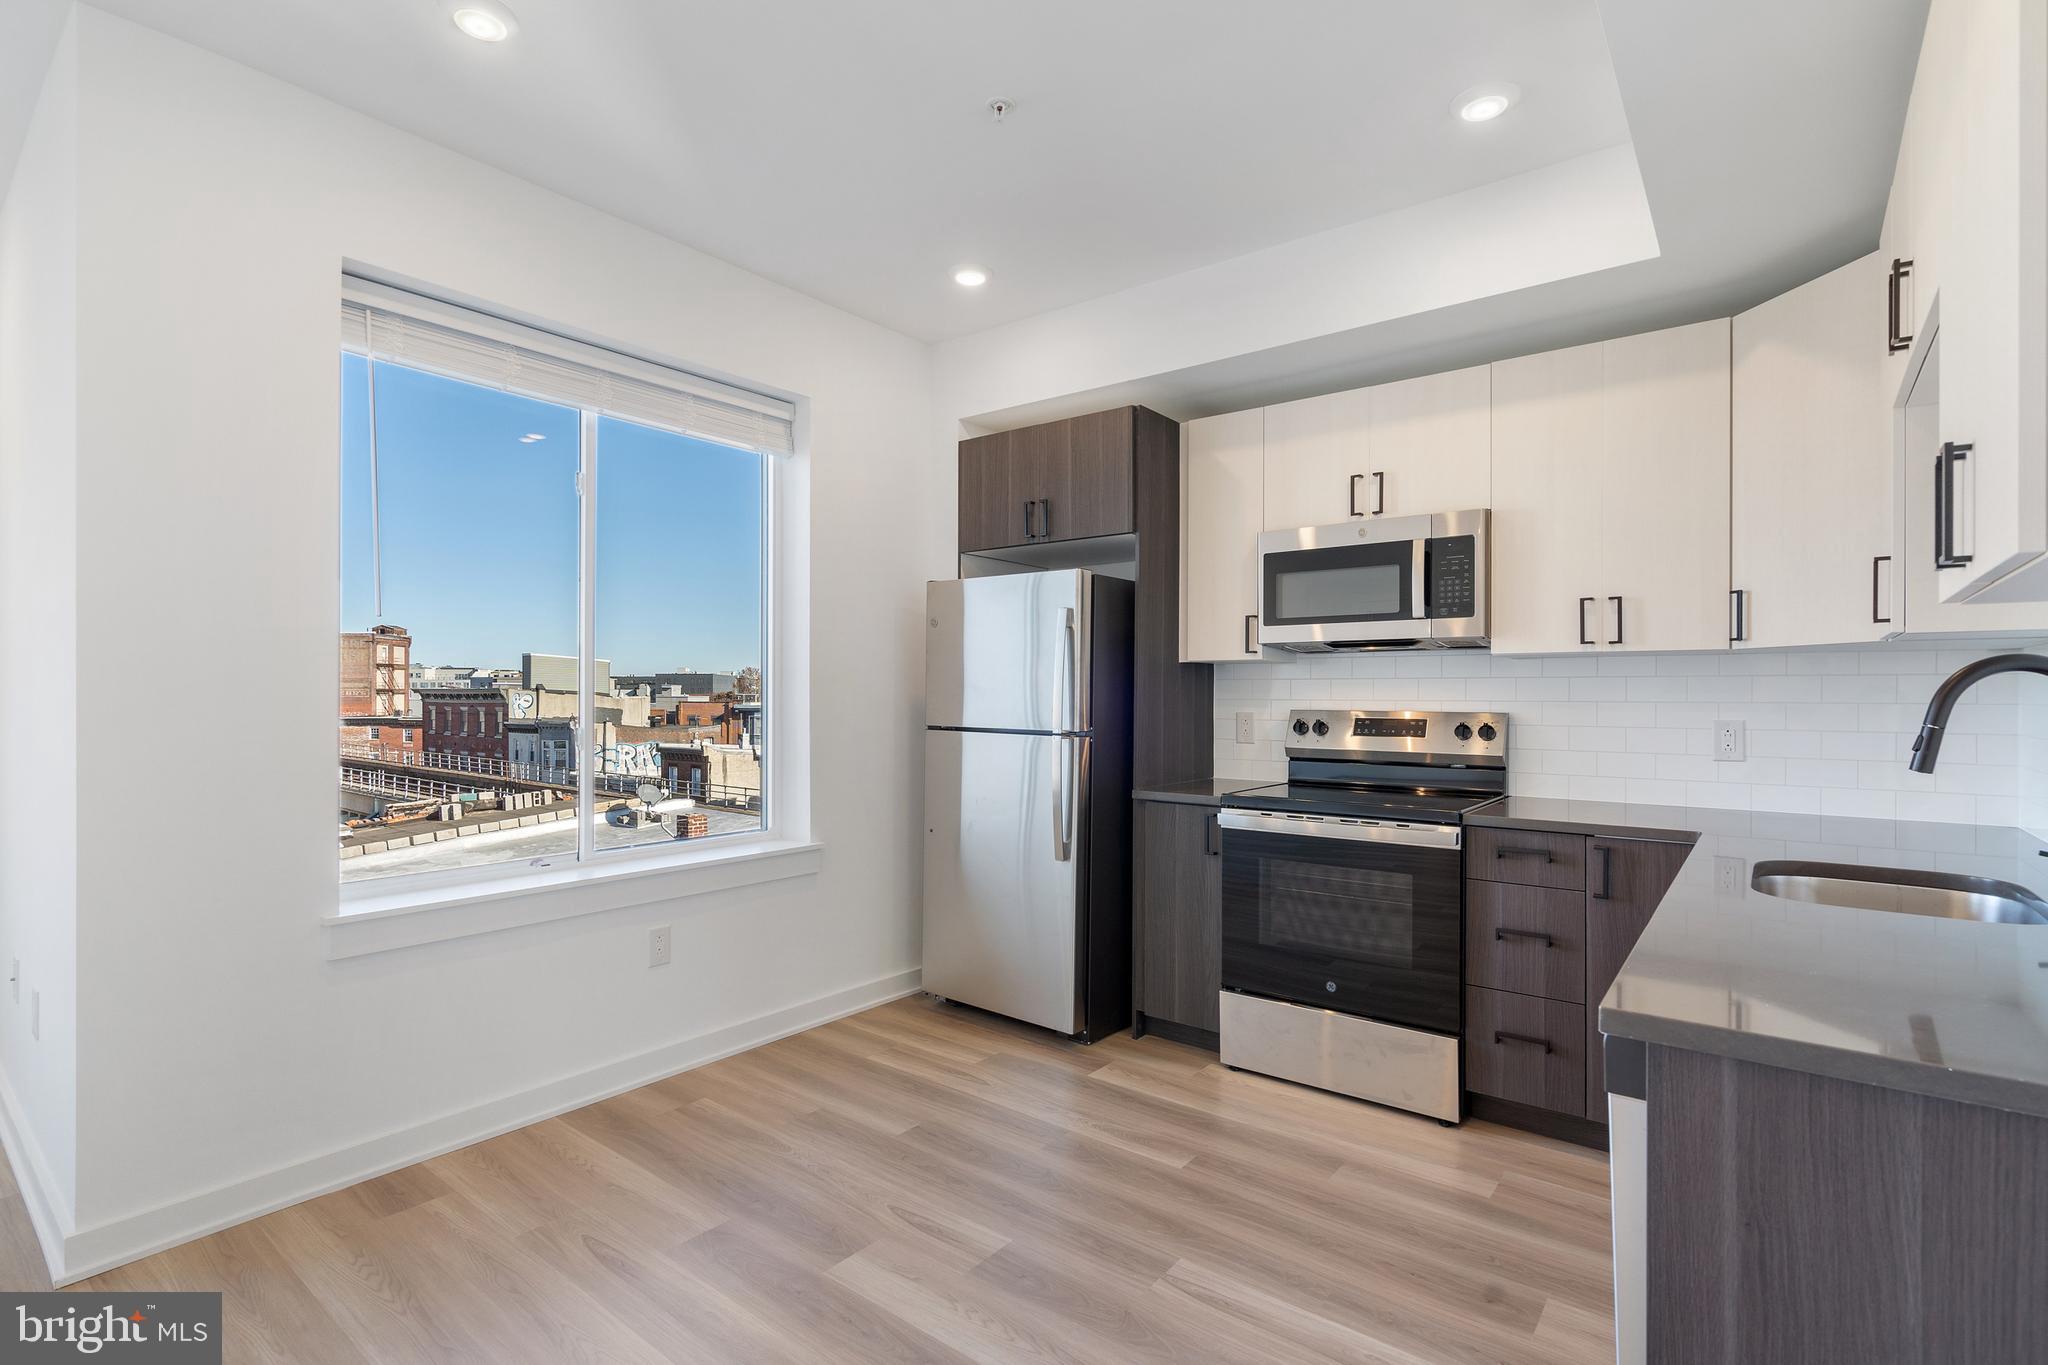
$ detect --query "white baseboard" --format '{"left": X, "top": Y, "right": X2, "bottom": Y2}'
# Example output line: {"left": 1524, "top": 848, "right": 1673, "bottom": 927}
{"left": 42, "top": 966, "right": 921, "bottom": 1285}
{"left": 0, "top": 1065, "right": 74, "bottom": 1286}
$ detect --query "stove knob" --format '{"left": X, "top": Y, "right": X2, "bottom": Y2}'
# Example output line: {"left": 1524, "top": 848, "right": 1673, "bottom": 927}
{"left": 1311, "top": 719, "right": 1330, "bottom": 737}
{"left": 1454, "top": 722, "right": 1473, "bottom": 741}
{"left": 1477, "top": 723, "right": 1498, "bottom": 742}
{"left": 1291, "top": 718, "right": 1310, "bottom": 736}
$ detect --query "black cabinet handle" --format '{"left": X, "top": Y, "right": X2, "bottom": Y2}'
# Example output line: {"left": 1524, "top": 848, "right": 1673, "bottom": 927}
{"left": 1494, "top": 927, "right": 1555, "bottom": 947}
{"left": 1608, "top": 595, "right": 1624, "bottom": 645}
{"left": 1205, "top": 812, "right": 1221, "bottom": 856}
{"left": 1593, "top": 845, "right": 1614, "bottom": 900}
{"left": 1494, "top": 1030, "right": 1553, "bottom": 1054}
{"left": 1244, "top": 614, "right": 1258, "bottom": 656}
{"left": 1873, "top": 555, "right": 1892, "bottom": 624}
{"left": 1495, "top": 846, "right": 1554, "bottom": 863}
{"left": 1888, "top": 257, "right": 1914, "bottom": 354}
{"left": 1578, "top": 596, "right": 1594, "bottom": 646}
{"left": 1935, "top": 443, "right": 1972, "bottom": 569}
{"left": 1022, "top": 499, "right": 1037, "bottom": 540}
{"left": 1372, "top": 471, "right": 1385, "bottom": 515}
{"left": 1039, "top": 498, "right": 1052, "bottom": 540}
{"left": 1349, "top": 473, "right": 1365, "bottom": 517}
{"left": 1729, "top": 588, "right": 1748, "bottom": 643}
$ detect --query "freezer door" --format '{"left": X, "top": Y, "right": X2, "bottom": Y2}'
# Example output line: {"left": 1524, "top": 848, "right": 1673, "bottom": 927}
{"left": 926, "top": 571, "right": 1090, "bottom": 733}
{"left": 923, "top": 728, "right": 1087, "bottom": 1034}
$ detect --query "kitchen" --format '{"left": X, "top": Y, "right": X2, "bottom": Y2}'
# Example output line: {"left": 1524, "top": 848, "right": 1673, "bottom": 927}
{"left": 923, "top": 0, "right": 2048, "bottom": 1356}
{"left": 1, "top": 1, "right": 2042, "bottom": 1362}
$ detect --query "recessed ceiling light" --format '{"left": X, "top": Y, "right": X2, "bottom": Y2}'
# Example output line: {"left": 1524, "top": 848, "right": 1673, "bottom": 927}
{"left": 452, "top": 2, "right": 517, "bottom": 42}
{"left": 1456, "top": 83, "right": 1520, "bottom": 123}
{"left": 954, "top": 267, "right": 989, "bottom": 288}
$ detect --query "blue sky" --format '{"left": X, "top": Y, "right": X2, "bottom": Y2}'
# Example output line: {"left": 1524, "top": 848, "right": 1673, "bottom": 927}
{"left": 340, "top": 355, "right": 764, "bottom": 674}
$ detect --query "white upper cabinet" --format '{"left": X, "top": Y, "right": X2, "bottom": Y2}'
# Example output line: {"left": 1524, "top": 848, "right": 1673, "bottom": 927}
{"left": 1490, "top": 341, "right": 1606, "bottom": 654}
{"left": 1732, "top": 253, "right": 1895, "bottom": 648}
{"left": 1261, "top": 366, "right": 1489, "bottom": 532}
{"left": 1262, "top": 388, "right": 1372, "bottom": 531}
{"left": 1490, "top": 322, "right": 1730, "bottom": 655}
{"left": 1601, "top": 320, "right": 1732, "bottom": 654}
{"left": 1887, "top": 0, "right": 2048, "bottom": 602}
{"left": 1181, "top": 408, "right": 1275, "bottom": 663}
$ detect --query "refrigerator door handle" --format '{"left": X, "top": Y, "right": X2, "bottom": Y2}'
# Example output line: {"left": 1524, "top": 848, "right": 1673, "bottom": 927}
{"left": 1059, "top": 606, "right": 1078, "bottom": 733}
{"left": 1053, "top": 735, "right": 1083, "bottom": 863}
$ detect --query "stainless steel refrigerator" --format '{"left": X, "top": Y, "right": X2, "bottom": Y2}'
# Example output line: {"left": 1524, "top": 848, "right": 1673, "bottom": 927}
{"left": 923, "top": 569, "right": 1134, "bottom": 1041}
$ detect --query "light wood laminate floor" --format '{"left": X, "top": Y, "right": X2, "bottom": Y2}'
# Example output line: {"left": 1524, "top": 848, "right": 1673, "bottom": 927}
{"left": 9, "top": 996, "right": 1616, "bottom": 1363}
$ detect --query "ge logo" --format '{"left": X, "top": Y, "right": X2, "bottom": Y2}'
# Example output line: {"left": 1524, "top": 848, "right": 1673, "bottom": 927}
{"left": 1325, "top": 981, "right": 1337, "bottom": 993}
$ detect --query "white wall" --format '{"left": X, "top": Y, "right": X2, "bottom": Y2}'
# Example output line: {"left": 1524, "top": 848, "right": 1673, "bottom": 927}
{"left": 40, "top": 7, "right": 937, "bottom": 1275}
{"left": 0, "top": 12, "right": 79, "bottom": 1236}
{"left": 1217, "top": 644, "right": 2048, "bottom": 826}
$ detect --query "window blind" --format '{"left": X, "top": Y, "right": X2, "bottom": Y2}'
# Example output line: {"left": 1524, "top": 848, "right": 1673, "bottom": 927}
{"left": 339, "top": 279, "right": 796, "bottom": 456}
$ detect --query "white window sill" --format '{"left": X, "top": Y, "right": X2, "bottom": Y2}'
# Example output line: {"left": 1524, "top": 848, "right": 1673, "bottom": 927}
{"left": 323, "top": 836, "right": 822, "bottom": 959}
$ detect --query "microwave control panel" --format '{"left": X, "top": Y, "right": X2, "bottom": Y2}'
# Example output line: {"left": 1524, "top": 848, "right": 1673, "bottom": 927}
{"left": 1427, "top": 535, "right": 1477, "bottom": 619}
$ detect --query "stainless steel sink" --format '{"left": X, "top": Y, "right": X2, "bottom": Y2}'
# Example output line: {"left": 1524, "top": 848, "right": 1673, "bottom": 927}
{"left": 1751, "top": 860, "right": 2048, "bottom": 925}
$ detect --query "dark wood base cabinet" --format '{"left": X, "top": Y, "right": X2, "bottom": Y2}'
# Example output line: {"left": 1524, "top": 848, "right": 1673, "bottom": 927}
{"left": 1131, "top": 799, "right": 1221, "bottom": 1049}
{"left": 1463, "top": 827, "right": 1690, "bottom": 1136}
{"left": 1648, "top": 1045, "right": 2048, "bottom": 1364}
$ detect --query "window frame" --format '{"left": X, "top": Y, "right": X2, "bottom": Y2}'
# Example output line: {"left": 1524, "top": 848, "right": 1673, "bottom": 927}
{"left": 331, "top": 280, "right": 802, "bottom": 948}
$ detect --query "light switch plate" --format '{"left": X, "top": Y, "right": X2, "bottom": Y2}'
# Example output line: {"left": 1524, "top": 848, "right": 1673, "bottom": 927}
{"left": 1234, "top": 711, "right": 1255, "bottom": 745}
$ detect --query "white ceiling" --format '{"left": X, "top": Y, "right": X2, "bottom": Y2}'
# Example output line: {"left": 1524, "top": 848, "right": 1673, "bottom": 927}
{"left": 74, "top": 0, "right": 1634, "bottom": 341}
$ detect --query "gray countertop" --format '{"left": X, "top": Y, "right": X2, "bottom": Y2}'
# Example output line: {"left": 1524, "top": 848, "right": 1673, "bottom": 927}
{"left": 1489, "top": 800, "right": 2048, "bottom": 1117}
{"left": 1131, "top": 778, "right": 1265, "bottom": 806}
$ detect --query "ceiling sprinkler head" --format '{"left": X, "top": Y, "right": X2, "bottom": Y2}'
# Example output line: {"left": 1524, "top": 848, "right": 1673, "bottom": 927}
{"left": 987, "top": 98, "right": 1014, "bottom": 123}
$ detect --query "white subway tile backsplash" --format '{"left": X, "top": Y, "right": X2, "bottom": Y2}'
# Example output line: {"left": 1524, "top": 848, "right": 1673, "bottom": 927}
{"left": 1214, "top": 641, "right": 2048, "bottom": 831}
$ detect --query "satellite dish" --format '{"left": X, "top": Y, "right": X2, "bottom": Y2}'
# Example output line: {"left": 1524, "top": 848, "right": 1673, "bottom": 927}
{"left": 636, "top": 782, "right": 665, "bottom": 805}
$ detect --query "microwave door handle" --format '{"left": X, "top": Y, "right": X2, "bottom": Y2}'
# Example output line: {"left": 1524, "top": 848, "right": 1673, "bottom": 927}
{"left": 1412, "top": 539, "right": 1428, "bottom": 619}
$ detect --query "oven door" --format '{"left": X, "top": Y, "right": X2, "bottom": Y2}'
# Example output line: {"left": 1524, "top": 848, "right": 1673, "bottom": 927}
{"left": 1258, "top": 517, "right": 1429, "bottom": 649}
{"left": 1219, "top": 808, "right": 1463, "bottom": 1036}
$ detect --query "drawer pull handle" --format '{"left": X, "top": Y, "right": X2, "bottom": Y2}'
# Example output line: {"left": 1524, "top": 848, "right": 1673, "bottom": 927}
{"left": 1495, "top": 846, "right": 1554, "bottom": 863}
{"left": 1494, "top": 1030, "right": 1553, "bottom": 1054}
{"left": 1494, "top": 927, "right": 1554, "bottom": 947}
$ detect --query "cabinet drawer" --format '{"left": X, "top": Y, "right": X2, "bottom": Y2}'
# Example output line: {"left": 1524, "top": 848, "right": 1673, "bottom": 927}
{"left": 1468, "top": 827, "right": 1587, "bottom": 890}
{"left": 1465, "top": 881, "right": 1586, "bottom": 1002}
{"left": 1464, "top": 985, "right": 1586, "bottom": 1115}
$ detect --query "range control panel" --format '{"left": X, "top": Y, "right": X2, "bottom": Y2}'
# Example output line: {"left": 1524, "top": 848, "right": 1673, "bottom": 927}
{"left": 1282, "top": 708, "right": 1507, "bottom": 762}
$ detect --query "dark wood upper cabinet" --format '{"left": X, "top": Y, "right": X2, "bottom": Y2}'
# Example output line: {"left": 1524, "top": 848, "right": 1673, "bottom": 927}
{"left": 959, "top": 408, "right": 1137, "bottom": 552}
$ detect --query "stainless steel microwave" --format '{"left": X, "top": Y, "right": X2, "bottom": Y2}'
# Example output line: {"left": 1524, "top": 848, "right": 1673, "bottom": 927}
{"left": 1257, "top": 509, "right": 1489, "bottom": 651}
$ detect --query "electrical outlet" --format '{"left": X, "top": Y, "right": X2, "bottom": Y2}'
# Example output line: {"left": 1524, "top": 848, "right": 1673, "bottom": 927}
{"left": 1234, "top": 711, "right": 1255, "bottom": 745}
{"left": 30, "top": 990, "right": 39, "bottom": 1040}
{"left": 1715, "top": 855, "right": 1745, "bottom": 894}
{"left": 648, "top": 925, "right": 671, "bottom": 968}
{"left": 1715, "top": 720, "right": 1746, "bottom": 762}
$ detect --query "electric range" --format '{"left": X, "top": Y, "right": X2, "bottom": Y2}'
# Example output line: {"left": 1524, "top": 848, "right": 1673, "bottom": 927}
{"left": 1217, "top": 708, "right": 1507, "bottom": 1123}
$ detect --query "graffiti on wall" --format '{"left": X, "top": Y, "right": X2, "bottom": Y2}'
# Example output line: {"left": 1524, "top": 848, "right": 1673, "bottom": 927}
{"left": 598, "top": 741, "right": 663, "bottom": 779}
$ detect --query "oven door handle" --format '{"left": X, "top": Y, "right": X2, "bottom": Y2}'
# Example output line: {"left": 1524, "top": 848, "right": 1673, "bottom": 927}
{"left": 1217, "top": 807, "right": 1462, "bottom": 850}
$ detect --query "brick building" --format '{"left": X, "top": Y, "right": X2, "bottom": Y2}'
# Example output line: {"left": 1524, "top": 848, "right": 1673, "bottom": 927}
{"left": 339, "top": 715, "right": 423, "bottom": 762}
{"left": 338, "top": 624, "right": 411, "bottom": 718}
{"left": 420, "top": 686, "right": 510, "bottom": 764}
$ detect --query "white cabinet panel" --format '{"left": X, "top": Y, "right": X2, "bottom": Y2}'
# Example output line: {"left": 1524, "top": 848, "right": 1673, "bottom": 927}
{"left": 1902, "top": 0, "right": 2048, "bottom": 601}
{"left": 1366, "top": 365, "right": 1491, "bottom": 517}
{"left": 1182, "top": 409, "right": 1273, "bottom": 662}
{"left": 1490, "top": 341, "right": 1606, "bottom": 654}
{"left": 1601, "top": 320, "right": 1732, "bottom": 654}
{"left": 1261, "top": 388, "right": 1371, "bottom": 531}
{"left": 1733, "top": 253, "right": 1895, "bottom": 648}
{"left": 1491, "top": 323, "right": 1731, "bottom": 655}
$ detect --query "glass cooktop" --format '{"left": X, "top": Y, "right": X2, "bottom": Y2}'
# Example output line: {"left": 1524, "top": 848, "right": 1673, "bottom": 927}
{"left": 1222, "top": 782, "right": 1503, "bottom": 825}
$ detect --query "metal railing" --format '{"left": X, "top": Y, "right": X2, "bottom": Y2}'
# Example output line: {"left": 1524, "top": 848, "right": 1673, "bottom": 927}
{"left": 338, "top": 744, "right": 760, "bottom": 811}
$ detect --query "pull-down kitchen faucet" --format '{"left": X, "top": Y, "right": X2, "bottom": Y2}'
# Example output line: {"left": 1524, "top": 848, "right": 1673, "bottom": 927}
{"left": 1908, "top": 653, "right": 2048, "bottom": 772}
